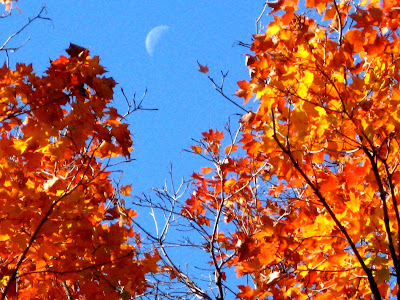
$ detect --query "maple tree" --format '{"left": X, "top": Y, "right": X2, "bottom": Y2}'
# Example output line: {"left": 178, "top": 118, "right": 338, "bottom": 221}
{"left": 5, "top": 0, "right": 400, "bottom": 299}
{"left": 135, "top": 0, "right": 400, "bottom": 299}
{"left": 0, "top": 15, "right": 158, "bottom": 297}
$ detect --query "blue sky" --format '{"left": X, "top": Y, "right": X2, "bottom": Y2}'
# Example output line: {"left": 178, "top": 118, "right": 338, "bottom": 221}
{"left": 2, "top": 1, "right": 268, "bottom": 196}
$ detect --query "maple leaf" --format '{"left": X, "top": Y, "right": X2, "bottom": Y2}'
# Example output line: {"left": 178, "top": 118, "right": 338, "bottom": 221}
{"left": 267, "top": 0, "right": 298, "bottom": 14}
{"left": 191, "top": 145, "right": 202, "bottom": 154}
{"left": 306, "top": 0, "right": 329, "bottom": 14}
{"left": 197, "top": 60, "right": 209, "bottom": 73}
{"left": 121, "top": 184, "right": 132, "bottom": 196}
{"left": 237, "top": 285, "right": 256, "bottom": 299}
{"left": 240, "top": 111, "right": 256, "bottom": 125}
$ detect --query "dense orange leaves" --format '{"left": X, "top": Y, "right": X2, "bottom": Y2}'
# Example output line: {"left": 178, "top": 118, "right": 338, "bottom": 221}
{"left": 186, "top": 0, "right": 400, "bottom": 299}
{"left": 0, "top": 44, "right": 157, "bottom": 299}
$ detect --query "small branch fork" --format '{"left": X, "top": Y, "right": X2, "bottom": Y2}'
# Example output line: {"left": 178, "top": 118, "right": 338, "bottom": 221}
{"left": 255, "top": 2, "right": 269, "bottom": 34}
{"left": 131, "top": 118, "right": 269, "bottom": 299}
{"left": 207, "top": 71, "right": 249, "bottom": 114}
{"left": 120, "top": 88, "right": 158, "bottom": 120}
{"left": 128, "top": 171, "right": 214, "bottom": 300}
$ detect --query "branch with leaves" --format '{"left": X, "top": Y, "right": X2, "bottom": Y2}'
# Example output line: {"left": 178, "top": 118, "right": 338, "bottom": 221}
{"left": 0, "top": 43, "right": 158, "bottom": 299}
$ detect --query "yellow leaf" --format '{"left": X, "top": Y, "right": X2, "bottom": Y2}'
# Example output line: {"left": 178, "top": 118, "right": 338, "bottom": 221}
{"left": 314, "top": 106, "right": 327, "bottom": 116}
{"left": 296, "top": 84, "right": 308, "bottom": 98}
{"left": 295, "top": 45, "right": 310, "bottom": 59}
{"left": 0, "top": 234, "right": 9, "bottom": 242}
{"left": 346, "top": 192, "right": 360, "bottom": 213}
{"left": 266, "top": 23, "right": 281, "bottom": 37}
{"left": 13, "top": 139, "right": 29, "bottom": 154}
{"left": 303, "top": 70, "right": 314, "bottom": 86}
{"left": 0, "top": 276, "right": 9, "bottom": 288}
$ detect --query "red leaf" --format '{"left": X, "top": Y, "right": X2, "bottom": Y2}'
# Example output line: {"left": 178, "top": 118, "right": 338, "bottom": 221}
{"left": 197, "top": 60, "right": 209, "bottom": 73}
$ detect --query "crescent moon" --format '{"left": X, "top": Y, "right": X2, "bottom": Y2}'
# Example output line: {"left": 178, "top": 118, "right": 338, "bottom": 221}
{"left": 145, "top": 25, "right": 170, "bottom": 56}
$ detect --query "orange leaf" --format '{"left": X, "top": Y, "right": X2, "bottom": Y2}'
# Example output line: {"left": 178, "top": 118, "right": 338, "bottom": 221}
{"left": 191, "top": 145, "right": 202, "bottom": 154}
{"left": 201, "top": 167, "right": 213, "bottom": 174}
{"left": 225, "top": 144, "right": 238, "bottom": 154}
{"left": 267, "top": 0, "right": 297, "bottom": 14}
{"left": 121, "top": 184, "right": 132, "bottom": 196}
{"left": 237, "top": 285, "right": 256, "bottom": 300}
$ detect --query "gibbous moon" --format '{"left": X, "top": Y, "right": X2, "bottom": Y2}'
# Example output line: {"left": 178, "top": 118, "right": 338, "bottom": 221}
{"left": 145, "top": 25, "right": 170, "bottom": 56}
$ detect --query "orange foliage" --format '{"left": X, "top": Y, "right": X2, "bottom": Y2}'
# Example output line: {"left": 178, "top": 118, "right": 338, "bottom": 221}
{"left": 0, "top": 44, "right": 158, "bottom": 299}
{"left": 0, "top": 0, "right": 17, "bottom": 14}
{"left": 187, "top": 0, "right": 400, "bottom": 299}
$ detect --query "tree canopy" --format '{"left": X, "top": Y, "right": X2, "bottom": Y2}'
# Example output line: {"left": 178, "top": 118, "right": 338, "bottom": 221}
{"left": 2, "top": 0, "right": 400, "bottom": 299}
{"left": 171, "top": 0, "right": 400, "bottom": 298}
{"left": 0, "top": 42, "right": 158, "bottom": 299}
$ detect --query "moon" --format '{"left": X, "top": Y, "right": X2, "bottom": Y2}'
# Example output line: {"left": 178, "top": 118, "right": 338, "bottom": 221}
{"left": 145, "top": 25, "right": 170, "bottom": 56}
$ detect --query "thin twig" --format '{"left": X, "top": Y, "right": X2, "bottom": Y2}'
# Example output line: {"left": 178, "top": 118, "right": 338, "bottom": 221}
{"left": 0, "top": 6, "right": 51, "bottom": 66}
{"left": 255, "top": 2, "right": 269, "bottom": 34}
{"left": 120, "top": 87, "right": 158, "bottom": 119}
{"left": 208, "top": 71, "right": 249, "bottom": 114}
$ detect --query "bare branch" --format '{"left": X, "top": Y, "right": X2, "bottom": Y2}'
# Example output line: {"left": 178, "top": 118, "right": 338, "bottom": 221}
{"left": 120, "top": 87, "right": 158, "bottom": 119}
{"left": 0, "top": 6, "right": 52, "bottom": 66}
{"left": 207, "top": 71, "right": 249, "bottom": 114}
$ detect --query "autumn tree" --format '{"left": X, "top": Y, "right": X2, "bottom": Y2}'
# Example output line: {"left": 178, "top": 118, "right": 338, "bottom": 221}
{"left": 134, "top": 0, "right": 400, "bottom": 299}
{"left": 0, "top": 3, "right": 158, "bottom": 298}
{"left": 5, "top": 0, "right": 400, "bottom": 299}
